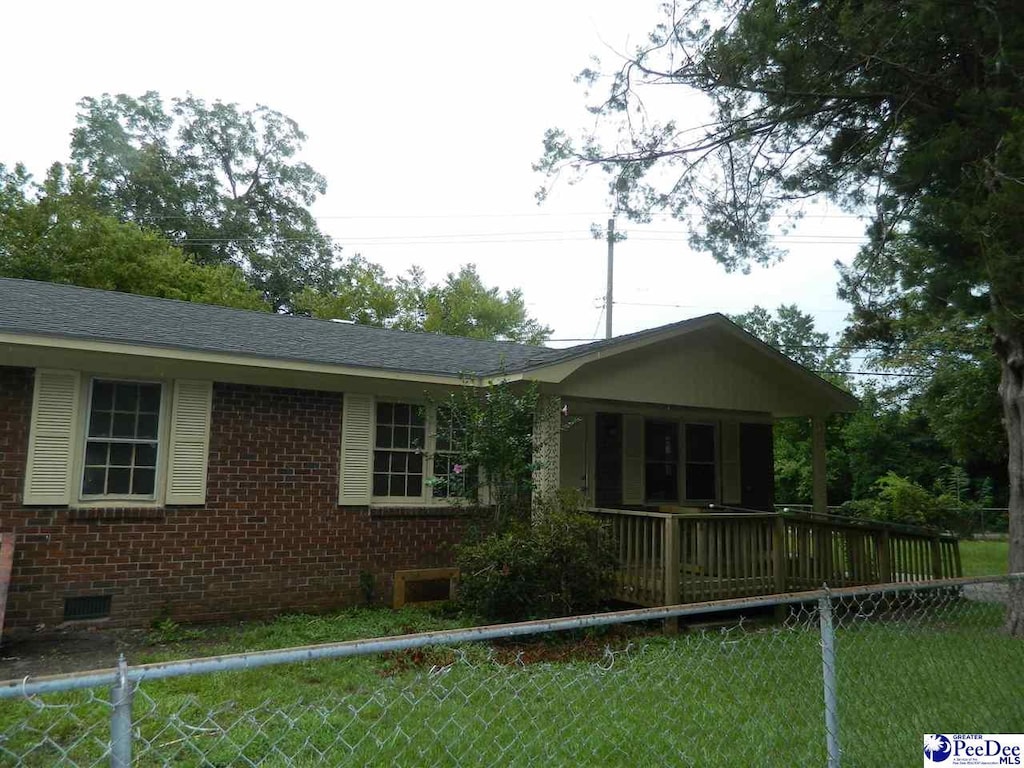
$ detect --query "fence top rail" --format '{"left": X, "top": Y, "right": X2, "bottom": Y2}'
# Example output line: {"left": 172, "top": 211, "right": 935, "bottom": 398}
{"left": 2, "top": 574, "right": 1019, "bottom": 701}
{"left": 588, "top": 506, "right": 955, "bottom": 540}
{"left": 776, "top": 508, "right": 960, "bottom": 540}
{"left": 588, "top": 507, "right": 676, "bottom": 520}
{"left": 588, "top": 507, "right": 778, "bottom": 521}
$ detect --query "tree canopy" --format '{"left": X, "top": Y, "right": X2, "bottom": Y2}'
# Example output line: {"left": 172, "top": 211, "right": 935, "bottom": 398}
{"left": 0, "top": 163, "right": 266, "bottom": 309}
{"left": 539, "top": 0, "right": 1024, "bottom": 630}
{"left": 295, "top": 263, "right": 551, "bottom": 343}
{"left": 2, "top": 91, "right": 551, "bottom": 345}
{"left": 70, "top": 92, "right": 335, "bottom": 310}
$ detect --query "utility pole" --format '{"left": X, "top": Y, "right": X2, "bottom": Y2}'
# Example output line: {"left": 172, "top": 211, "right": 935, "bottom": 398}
{"left": 605, "top": 217, "right": 615, "bottom": 339}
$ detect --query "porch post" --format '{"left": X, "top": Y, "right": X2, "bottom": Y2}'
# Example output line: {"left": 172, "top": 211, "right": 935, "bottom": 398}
{"left": 532, "top": 395, "right": 562, "bottom": 518}
{"left": 811, "top": 415, "right": 828, "bottom": 515}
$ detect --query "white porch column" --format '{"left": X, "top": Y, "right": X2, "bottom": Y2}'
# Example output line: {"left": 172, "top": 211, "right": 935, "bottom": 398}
{"left": 811, "top": 415, "right": 828, "bottom": 514}
{"left": 532, "top": 395, "right": 562, "bottom": 516}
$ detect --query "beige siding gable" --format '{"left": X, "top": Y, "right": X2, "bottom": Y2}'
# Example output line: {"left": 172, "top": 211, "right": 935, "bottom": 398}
{"left": 166, "top": 380, "right": 213, "bottom": 505}
{"left": 24, "top": 369, "right": 81, "bottom": 505}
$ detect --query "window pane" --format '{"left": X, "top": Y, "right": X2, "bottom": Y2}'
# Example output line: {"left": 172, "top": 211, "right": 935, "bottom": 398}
{"left": 436, "top": 431, "right": 451, "bottom": 452}
{"left": 107, "top": 468, "right": 131, "bottom": 494}
{"left": 373, "top": 474, "right": 389, "bottom": 496}
{"left": 393, "top": 426, "right": 409, "bottom": 449}
{"left": 645, "top": 462, "right": 678, "bottom": 502}
{"left": 132, "top": 468, "right": 156, "bottom": 495}
{"left": 85, "top": 441, "right": 108, "bottom": 466}
{"left": 408, "top": 452, "right": 423, "bottom": 474}
{"left": 410, "top": 426, "right": 425, "bottom": 450}
{"left": 686, "top": 463, "right": 717, "bottom": 500}
{"left": 82, "top": 467, "right": 106, "bottom": 495}
{"left": 138, "top": 385, "right": 161, "bottom": 413}
{"left": 686, "top": 424, "right": 716, "bottom": 463}
{"left": 135, "top": 443, "right": 158, "bottom": 468}
{"left": 410, "top": 406, "right": 426, "bottom": 427}
{"left": 91, "top": 381, "right": 114, "bottom": 411}
{"left": 373, "top": 452, "right": 389, "bottom": 473}
{"left": 390, "top": 452, "right": 408, "bottom": 473}
{"left": 112, "top": 412, "right": 136, "bottom": 438}
{"left": 389, "top": 474, "right": 405, "bottom": 496}
{"left": 407, "top": 475, "right": 422, "bottom": 496}
{"left": 394, "top": 403, "right": 410, "bottom": 424}
{"left": 109, "top": 443, "right": 133, "bottom": 467}
{"left": 375, "top": 425, "right": 392, "bottom": 448}
{"left": 137, "top": 414, "right": 159, "bottom": 440}
{"left": 376, "top": 402, "right": 394, "bottom": 425}
{"left": 114, "top": 383, "right": 139, "bottom": 411}
{"left": 645, "top": 421, "right": 677, "bottom": 461}
{"left": 89, "top": 412, "right": 112, "bottom": 438}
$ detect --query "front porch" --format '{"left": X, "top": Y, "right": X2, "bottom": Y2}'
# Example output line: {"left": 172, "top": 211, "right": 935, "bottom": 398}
{"left": 590, "top": 507, "right": 962, "bottom": 607}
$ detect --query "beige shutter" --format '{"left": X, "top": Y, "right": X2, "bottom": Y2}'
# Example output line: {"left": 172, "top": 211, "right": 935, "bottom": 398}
{"left": 622, "top": 414, "right": 644, "bottom": 505}
{"left": 560, "top": 415, "right": 587, "bottom": 494}
{"left": 721, "top": 419, "right": 742, "bottom": 505}
{"left": 23, "top": 369, "right": 81, "bottom": 505}
{"left": 339, "top": 393, "right": 374, "bottom": 505}
{"left": 166, "top": 380, "right": 213, "bottom": 505}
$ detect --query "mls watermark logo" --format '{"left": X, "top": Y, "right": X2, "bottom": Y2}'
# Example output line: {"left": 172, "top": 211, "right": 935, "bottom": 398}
{"left": 924, "top": 734, "right": 1024, "bottom": 766}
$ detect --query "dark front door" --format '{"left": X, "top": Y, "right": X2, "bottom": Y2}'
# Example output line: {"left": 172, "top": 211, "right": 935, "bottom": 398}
{"left": 594, "top": 413, "right": 623, "bottom": 507}
{"left": 740, "top": 422, "right": 775, "bottom": 511}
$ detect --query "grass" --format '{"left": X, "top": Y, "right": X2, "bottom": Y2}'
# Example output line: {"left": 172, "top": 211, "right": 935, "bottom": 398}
{"left": 2, "top": 598, "right": 1021, "bottom": 767}
{"left": 959, "top": 539, "right": 1010, "bottom": 576}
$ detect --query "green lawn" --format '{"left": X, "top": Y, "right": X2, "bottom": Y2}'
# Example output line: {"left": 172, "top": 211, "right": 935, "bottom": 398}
{"left": 2, "top": 599, "right": 1020, "bottom": 767}
{"left": 959, "top": 539, "right": 1010, "bottom": 576}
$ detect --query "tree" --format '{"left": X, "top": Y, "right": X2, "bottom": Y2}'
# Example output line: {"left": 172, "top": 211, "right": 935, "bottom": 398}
{"left": 538, "top": 1, "right": 1024, "bottom": 630}
{"left": 70, "top": 92, "right": 337, "bottom": 310}
{"left": 730, "top": 305, "right": 851, "bottom": 503}
{"left": 413, "top": 265, "right": 552, "bottom": 344}
{"left": 297, "top": 263, "right": 553, "bottom": 344}
{"left": 0, "top": 163, "right": 267, "bottom": 310}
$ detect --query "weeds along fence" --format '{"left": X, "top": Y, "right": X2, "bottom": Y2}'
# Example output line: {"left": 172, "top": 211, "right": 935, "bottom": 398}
{"left": 1, "top": 575, "right": 1022, "bottom": 768}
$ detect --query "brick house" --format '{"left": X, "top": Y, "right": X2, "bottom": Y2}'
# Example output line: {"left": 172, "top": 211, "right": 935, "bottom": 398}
{"left": 0, "top": 278, "right": 856, "bottom": 631}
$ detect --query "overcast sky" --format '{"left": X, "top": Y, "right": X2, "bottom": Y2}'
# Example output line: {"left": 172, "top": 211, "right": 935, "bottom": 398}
{"left": 2, "top": 1, "right": 868, "bottom": 348}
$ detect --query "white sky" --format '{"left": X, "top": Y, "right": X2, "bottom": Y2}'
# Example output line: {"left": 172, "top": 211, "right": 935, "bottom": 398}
{"left": 1, "top": 0, "right": 868, "bottom": 348}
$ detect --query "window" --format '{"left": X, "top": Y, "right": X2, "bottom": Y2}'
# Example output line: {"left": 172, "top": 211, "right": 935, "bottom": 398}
{"left": 82, "top": 380, "right": 162, "bottom": 498}
{"left": 685, "top": 423, "right": 717, "bottom": 500}
{"left": 373, "top": 402, "right": 426, "bottom": 498}
{"left": 644, "top": 420, "right": 679, "bottom": 502}
{"left": 431, "top": 405, "right": 476, "bottom": 499}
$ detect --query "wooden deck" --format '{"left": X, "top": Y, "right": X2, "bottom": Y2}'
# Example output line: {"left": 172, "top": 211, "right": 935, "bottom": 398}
{"left": 589, "top": 508, "right": 962, "bottom": 607}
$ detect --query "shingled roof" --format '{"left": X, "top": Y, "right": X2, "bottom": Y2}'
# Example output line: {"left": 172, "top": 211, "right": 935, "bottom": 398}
{"left": 0, "top": 279, "right": 564, "bottom": 377}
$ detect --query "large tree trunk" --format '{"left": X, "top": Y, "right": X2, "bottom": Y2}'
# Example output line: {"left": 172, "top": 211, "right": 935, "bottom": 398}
{"left": 996, "top": 333, "right": 1024, "bottom": 635}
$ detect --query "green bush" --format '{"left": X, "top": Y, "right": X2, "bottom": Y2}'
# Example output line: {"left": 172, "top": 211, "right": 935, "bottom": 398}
{"left": 456, "top": 491, "right": 617, "bottom": 622}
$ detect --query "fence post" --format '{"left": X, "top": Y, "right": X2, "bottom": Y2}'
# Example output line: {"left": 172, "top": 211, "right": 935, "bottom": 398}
{"left": 110, "top": 654, "right": 133, "bottom": 768}
{"left": 663, "top": 516, "right": 681, "bottom": 634}
{"left": 876, "top": 529, "right": 892, "bottom": 584}
{"left": 930, "top": 535, "right": 943, "bottom": 580}
{"left": 819, "top": 587, "right": 841, "bottom": 768}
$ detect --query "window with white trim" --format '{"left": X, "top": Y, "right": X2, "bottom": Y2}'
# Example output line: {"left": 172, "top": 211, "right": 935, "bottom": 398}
{"left": 372, "top": 402, "right": 426, "bottom": 498}
{"left": 81, "top": 380, "right": 162, "bottom": 498}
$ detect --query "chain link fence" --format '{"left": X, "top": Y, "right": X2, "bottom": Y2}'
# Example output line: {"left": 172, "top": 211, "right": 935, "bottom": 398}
{"left": 1, "top": 575, "right": 1021, "bottom": 767}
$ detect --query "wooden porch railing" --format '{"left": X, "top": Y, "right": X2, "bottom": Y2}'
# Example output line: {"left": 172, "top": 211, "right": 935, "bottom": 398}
{"left": 589, "top": 508, "right": 962, "bottom": 607}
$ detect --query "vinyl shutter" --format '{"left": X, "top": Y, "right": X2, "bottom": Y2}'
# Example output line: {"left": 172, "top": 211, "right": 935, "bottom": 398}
{"left": 165, "top": 380, "right": 213, "bottom": 505}
{"left": 339, "top": 393, "right": 374, "bottom": 505}
{"left": 720, "top": 419, "right": 742, "bottom": 505}
{"left": 23, "top": 369, "right": 81, "bottom": 505}
{"left": 621, "top": 414, "right": 644, "bottom": 505}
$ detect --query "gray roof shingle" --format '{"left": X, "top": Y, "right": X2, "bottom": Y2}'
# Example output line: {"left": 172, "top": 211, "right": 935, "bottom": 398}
{"left": 0, "top": 279, "right": 564, "bottom": 376}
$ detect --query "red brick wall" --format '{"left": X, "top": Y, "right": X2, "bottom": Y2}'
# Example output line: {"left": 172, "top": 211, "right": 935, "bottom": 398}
{"left": 0, "top": 366, "right": 478, "bottom": 630}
